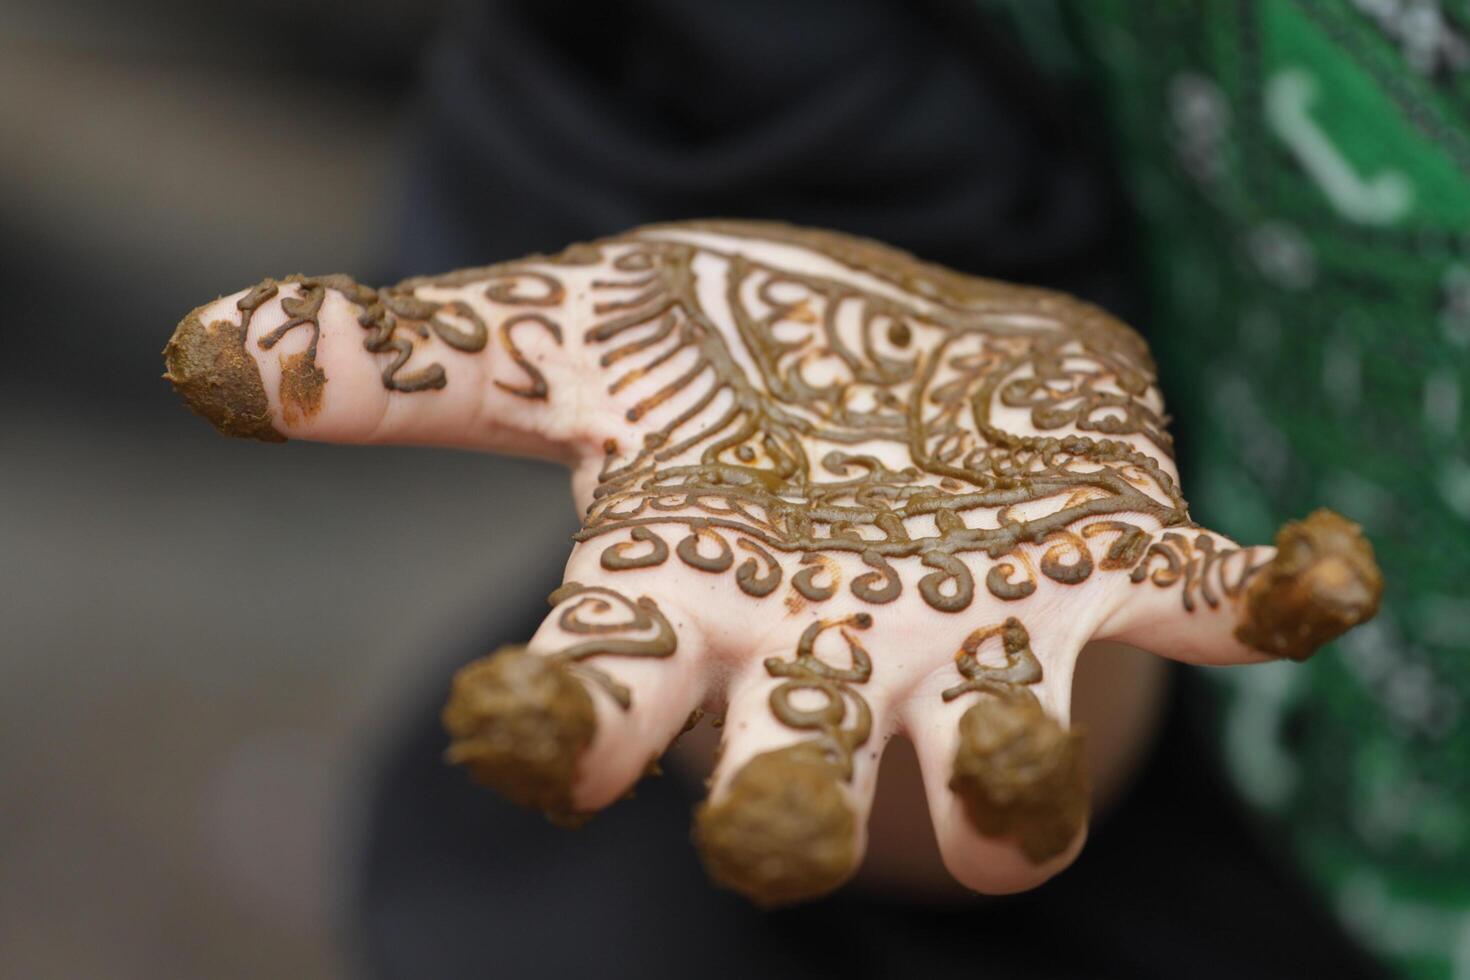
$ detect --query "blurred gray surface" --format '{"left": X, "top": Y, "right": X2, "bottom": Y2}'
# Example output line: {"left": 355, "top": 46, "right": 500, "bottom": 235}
{"left": 2, "top": 419, "right": 574, "bottom": 979}
{"left": 1, "top": 5, "right": 577, "bottom": 977}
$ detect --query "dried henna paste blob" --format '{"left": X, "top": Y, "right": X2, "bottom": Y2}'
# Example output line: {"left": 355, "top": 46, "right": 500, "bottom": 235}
{"left": 163, "top": 302, "right": 284, "bottom": 442}
{"left": 1235, "top": 509, "right": 1382, "bottom": 661}
{"left": 442, "top": 645, "right": 596, "bottom": 820}
{"left": 949, "top": 691, "right": 1089, "bottom": 865}
{"left": 543, "top": 582, "right": 678, "bottom": 708}
{"left": 694, "top": 742, "right": 857, "bottom": 907}
{"left": 278, "top": 350, "right": 326, "bottom": 424}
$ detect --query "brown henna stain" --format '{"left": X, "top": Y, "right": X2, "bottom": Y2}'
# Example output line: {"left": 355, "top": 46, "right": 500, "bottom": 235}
{"left": 442, "top": 645, "right": 596, "bottom": 820}
{"left": 163, "top": 307, "right": 284, "bottom": 442}
{"left": 278, "top": 350, "right": 325, "bottom": 424}
{"left": 949, "top": 691, "right": 1088, "bottom": 865}
{"left": 694, "top": 742, "right": 857, "bottom": 907}
{"left": 1235, "top": 509, "right": 1382, "bottom": 661}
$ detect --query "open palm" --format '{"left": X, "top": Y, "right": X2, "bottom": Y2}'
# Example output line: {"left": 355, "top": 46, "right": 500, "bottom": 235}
{"left": 165, "top": 220, "right": 1380, "bottom": 905}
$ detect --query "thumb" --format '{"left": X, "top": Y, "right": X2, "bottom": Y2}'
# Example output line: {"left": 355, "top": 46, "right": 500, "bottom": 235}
{"left": 164, "top": 262, "right": 590, "bottom": 456}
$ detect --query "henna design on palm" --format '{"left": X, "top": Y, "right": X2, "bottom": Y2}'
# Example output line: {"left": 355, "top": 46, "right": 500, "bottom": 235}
{"left": 164, "top": 220, "right": 1382, "bottom": 905}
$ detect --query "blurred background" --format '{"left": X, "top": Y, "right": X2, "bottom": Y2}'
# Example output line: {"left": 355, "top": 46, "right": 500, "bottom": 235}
{"left": 3, "top": 1, "right": 575, "bottom": 975}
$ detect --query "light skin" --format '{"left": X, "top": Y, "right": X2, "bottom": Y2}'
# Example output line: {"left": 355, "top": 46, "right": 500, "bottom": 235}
{"left": 164, "top": 220, "right": 1382, "bottom": 904}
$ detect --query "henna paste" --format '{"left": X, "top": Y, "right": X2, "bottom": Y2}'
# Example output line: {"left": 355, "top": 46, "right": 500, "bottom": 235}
{"left": 734, "top": 539, "right": 783, "bottom": 597}
{"left": 851, "top": 549, "right": 901, "bottom": 604}
{"left": 763, "top": 615, "right": 874, "bottom": 779}
{"left": 1129, "top": 530, "right": 1267, "bottom": 612}
{"left": 163, "top": 303, "right": 283, "bottom": 442}
{"left": 940, "top": 617, "right": 1086, "bottom": 863}
{"left": 1234, "top": 509, "right": 1382, "bottom": 661}
{"left": 494, "top": 312, "right": 562, "bottom": 400}
{"left": 442, "top": 645, "right": 596, "bottom": 819}
{"left": 791, "top": 553, "right": 839, "bottom": 602}
{"left": 949, "top": 691, "right": 1089, "bottom": 865}
{"left": 941, "top": 617, "right": 1042, "bottom": 702}
{"left": 441, "top": 583, "right": 678, "bottom": 821}
{"left": 600, "top": 527, "right": 670, "bottom": 571}
{"left": 278, "top": 350, "right": 325, "bottom": 424}
{"left": 694, "top": 742, "right": 857, "bottom": 907}
{"left": 572, "top": 222, "right": 1194, "bottom": 615}
{"left": 165, "top": 220, "right": 1390, "bottom": 899}
{"left": 676, "top": 522, "right": 734, "bottom": 572}
{"left": 543, "top": 582, "right": 677, "bottom": 709}
{"left": 168, "top": 221, "right": 1204, "bottom": 613}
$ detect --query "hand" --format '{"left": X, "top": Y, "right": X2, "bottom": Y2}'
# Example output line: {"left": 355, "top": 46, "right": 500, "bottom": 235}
{"left": 164, "top": 220, "right": 1382, "bottom": 905}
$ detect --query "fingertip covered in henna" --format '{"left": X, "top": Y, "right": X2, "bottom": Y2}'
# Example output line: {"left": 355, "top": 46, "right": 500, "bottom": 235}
{"left": 1235, "top": 508, "right": 1383, "bottom": 661}
{"left": 162, "top": 304, "right": 285, "bottom": 442}
{"left": 948, "top": 692, "right": 1089, "bottom": 866}
{"left": 694, "top": 742, "right": 859, "bottom": 907}
{"left": 442, "top": 645, "right": 598, "bottom": 823}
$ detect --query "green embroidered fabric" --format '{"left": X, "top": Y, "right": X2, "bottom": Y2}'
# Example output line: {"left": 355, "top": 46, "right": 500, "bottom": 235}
{"left": 990, "top": 2, "right": 1470, "bottom": 976}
